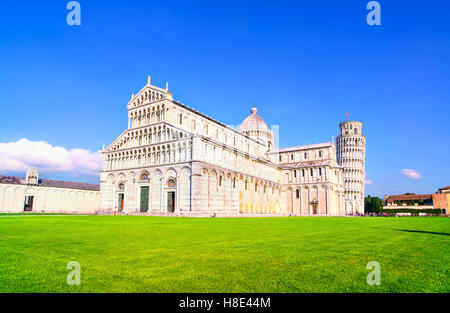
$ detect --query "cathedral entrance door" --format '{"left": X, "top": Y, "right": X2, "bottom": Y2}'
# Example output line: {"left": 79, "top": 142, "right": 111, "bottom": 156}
{"left": 140, "top": 187, "right": 149, "bottom": 212}
{"left": 118, "top": 194, "right": 124, "bottom": 212}
{"left": 312, "top": 203, "right": 318, "bottom": 215}
{"left": 24, "top": 196, "right": 34, "bottom": 212}
{"left": 167, "top": 191, "right": 175, "bottom": 213}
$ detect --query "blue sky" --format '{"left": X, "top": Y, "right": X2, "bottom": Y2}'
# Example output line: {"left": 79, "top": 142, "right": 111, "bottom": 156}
{"left": 0, "top": 0, "right": 449, "bottom": 197}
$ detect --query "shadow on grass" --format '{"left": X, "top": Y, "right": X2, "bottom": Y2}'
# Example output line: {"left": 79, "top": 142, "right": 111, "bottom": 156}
{"left": 394, "top": 229, "right": 450, "bottom": 236}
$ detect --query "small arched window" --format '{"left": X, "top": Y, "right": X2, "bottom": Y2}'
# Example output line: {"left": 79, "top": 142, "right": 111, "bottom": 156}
{"left": 179, "top": 113, "right": 183, "bottom": 125}
{"left": 233, "top": 178, "right": 236, "bottom": 189}
{"left": 319, "top": 151, "right": 322, "bottom": 158}
{"left": 296, "top": 189, "right": 300, "bottom": 199}
{"left": 219, "top": 176, "right": 222, "bottom": 186}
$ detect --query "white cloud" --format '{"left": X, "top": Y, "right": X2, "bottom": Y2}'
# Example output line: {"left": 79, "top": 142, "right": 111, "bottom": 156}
{"left": 401, "top": 169, "right": 422, "bottom": 179}
{"left": 365, "top": 179, "right": 373, "bottom": 185}
{"left": 0, "top": 138, "right": 101, "bottom": 176}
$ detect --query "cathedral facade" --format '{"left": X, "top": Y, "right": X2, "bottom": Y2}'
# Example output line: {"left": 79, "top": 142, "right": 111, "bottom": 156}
{"left": 99, "top": 77, "right": 365, "bottom": 216}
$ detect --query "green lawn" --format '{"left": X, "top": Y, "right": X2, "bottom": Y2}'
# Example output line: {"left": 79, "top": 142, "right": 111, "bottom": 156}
{"left": 0, "top": 215, "right": 448, "bottom": 293}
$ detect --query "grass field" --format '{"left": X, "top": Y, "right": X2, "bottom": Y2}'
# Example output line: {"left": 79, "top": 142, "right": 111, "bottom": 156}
{"left": 0, "top": 215, "right": 448, "bottom": 293}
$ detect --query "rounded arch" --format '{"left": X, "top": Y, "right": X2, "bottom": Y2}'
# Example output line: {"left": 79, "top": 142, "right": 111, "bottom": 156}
{"left": 138, "top": 170, "right": 150, "bottom": 182}
{"left": 107, "top": 173, "right": 115, "bottom": 183}
{"left": 117, "top": 172, "right": 126, "bottom": 182}
{"left": 152, "top": 169, "right": 163, "bottom": 177}
{"left": 127, "top": 171, "right": 136, "bottom": 182}
{"left": 165, "top": 167, "right": 177, "bottom": 178}
{"left": 180, "top": 167, "right": 191, "bottom": 177}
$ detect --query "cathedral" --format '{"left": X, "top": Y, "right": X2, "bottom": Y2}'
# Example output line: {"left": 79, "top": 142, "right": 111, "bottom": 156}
{"left": 99, "top": 77, "right": 366, "bottom": 216}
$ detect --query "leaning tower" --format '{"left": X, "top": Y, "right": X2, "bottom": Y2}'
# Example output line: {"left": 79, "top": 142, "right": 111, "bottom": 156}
{"left": 336, "top": 121, "right": 366, "bottom": 215}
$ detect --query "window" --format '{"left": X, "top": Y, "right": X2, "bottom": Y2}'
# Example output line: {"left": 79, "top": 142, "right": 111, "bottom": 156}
{"left": 255, "top": 183, "right": 258, "bottom": 192}
{"left": 296, "top": 189, "right": 300, "bottom": 199}
{"left": 179, "top": 113, "right": 183, "bottom": 125}
{"left": 319, "top": 168, "right": 322, "bottom": 176}
{"left": 219, "top": 176, "right": 222, "bottom": 186}
{"left": 302, "top": 169, "right": 305, "bottom": 177}
{"left": 279, "top": 155, "right": 282, "bottom": 162}
{"left": 293, "top": 170, "right": 297, "bottom": 178}
{"left": 319, "top": 151, "right": 322, "bottom": 158}
{"left": 233, "top": 178, "right": 236, "bottom": 189}
{"left": 310, "top": 169, "right": 313, "bottom": 176}
{"left": 205, "top": 124, "right": 209, "bottom": 134}
{"left": 304, "top": 152, "right": 308, "bottom": 159}
{"left": 191, "top": 119, "right": 196, "bottom": 130}
{"left": 245, "top": 180, "right": 248, "bottom": 190}
{"left": 291, "top": 154, "right": 294, "bottom": 160}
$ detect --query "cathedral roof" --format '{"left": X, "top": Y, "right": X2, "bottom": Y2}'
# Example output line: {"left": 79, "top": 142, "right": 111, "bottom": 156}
{"left": 238, "top": 106, "right": 270, "bottom": 132}
{"left": 279, "top": 160, "right": 335, "bottom": 169}
{"left": 269, "top": 142, "right": 332, "bottom": 154}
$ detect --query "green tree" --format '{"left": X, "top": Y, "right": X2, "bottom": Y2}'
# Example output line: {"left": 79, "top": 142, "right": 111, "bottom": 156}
{"left": 365, "top": 195, "right": 383, "bottom": 213}
{"left": 371, "top": 197, "right": 383, "bottom": 213}
{"left": 364, "top": 195, "right": 372, "bottom": 213}
{"left": 418, "top": 199, "right": 424, "bottom": 206}
{"left": 397, "top": 200, "right": 402, "bottom": 206}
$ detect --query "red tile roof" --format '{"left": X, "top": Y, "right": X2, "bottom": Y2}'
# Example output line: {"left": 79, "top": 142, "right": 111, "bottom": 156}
{"left": 384, "top": 194, "right": 432, "bottom": 202}
{"left": 0, "top": 175, "right": 24, "bottom": 185}
{"left": 0, "top": 175, "right": 99, "bottom": 191}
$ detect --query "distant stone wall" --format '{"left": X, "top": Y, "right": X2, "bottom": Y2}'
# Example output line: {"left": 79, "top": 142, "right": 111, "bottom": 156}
{"left": 433, "top": 194, "right": 449, "bottom": 209}
{"left": 0, "top": 183, "right": 99, "bottom": 213}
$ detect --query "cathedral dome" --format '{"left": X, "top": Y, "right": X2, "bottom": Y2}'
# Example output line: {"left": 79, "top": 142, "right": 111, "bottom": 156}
{"left": 238, "top": 106, "right": 269, "bottom": 132}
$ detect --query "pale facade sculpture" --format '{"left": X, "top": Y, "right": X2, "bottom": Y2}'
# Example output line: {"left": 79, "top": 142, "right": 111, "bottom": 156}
{"left": 100, "top": 78, "right": 366, "bottom": 216}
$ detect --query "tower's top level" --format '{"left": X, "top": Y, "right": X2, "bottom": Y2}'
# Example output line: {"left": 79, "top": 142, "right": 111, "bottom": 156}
{"left": 26, "top": 167, "right": 39, "bottom": 185}
{"left": 339, "top": 120, "right": 363, "bottom": 136}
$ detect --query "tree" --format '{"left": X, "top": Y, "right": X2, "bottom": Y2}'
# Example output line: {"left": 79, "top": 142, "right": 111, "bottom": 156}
{"left": 418, "top": 199, "right": 424, "bottom": 206}
{"left": 365, "top": 195, "right": 383, "bottom": 213}
{"left": 364, "top": 195, "right": 372, "bottom": 212}
{"left": 397, "top": 200, "right": 402, "bottom": 206}
{"left": 371, "top": 197, "right": 383, "bottom": 213}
